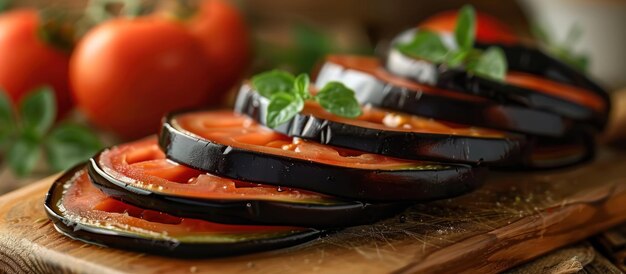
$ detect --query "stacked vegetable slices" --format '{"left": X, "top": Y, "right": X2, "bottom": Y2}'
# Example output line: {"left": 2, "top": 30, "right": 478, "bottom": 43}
{"left": 45, "top": 10, "right": 609, "bottom": 258}
{"left": 46, "top": 109, "right": 488, "bottom": 256}
{"left": 317, "top": 53, "right": 605, "bottom": 169}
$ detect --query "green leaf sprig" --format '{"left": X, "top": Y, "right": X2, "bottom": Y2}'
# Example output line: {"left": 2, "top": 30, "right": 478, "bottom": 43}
{"left": 251, "top": 70, "right": 362, "bottom": 128}
{"left": 0, "top": 87, "right": 102, "bottom": 177}
{"left": 395, "top": 5, "right": 508, "bottom": 81}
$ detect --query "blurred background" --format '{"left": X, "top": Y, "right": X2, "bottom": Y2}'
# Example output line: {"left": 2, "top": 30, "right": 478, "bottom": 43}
{"left": 0, "top": 0, "right": 625, "bottom": 193}
{"left": 12, "top": 0, "right": 626, "bottom": 87}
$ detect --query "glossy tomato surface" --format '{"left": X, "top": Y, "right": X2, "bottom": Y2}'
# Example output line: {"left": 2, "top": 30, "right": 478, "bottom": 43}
{"left": 70, "top": 17, "right": 211, "bottom": 139}
{"left": 45, "top": 165, "right": 321, "bottom": 257}
{"left": 160, "top": 110, "right": 485, "bottom": 202}
{"left": 90, "top": 137, "right": 406, "bottom": 227}
{"left": 99, "top": 137, "right": 331, "bottom": 203}
{"left": 420, "top": 10, "right": 519, "bottom": 44}
{"left": 186, "top": 0, "right": 251, "bottom": 101}
{"left": 0, "top": 9, "right": 72, "bottom": 116}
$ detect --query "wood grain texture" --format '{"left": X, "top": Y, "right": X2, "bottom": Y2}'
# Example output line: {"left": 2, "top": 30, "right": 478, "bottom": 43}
{"left": 1, "top": 150, "right": 626, "bottom": 274}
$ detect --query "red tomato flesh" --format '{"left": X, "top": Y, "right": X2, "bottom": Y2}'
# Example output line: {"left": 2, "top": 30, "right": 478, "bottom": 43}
{"left": 99, "top": 137, "right": 334, "bottom": 204}
{"left": 61, "top": 169, "right": 307, "bottom": 239}
{"left": 302, "top": 101, "right": 506, "bottom": 138}
{"left": 506, "top": 71, "right": 606, "bottom": 113}
{"left": 0, "top": 9, "right": 72, "bottom": 116}
{"left": 419, "top": 10, "right": 519, "bottom": 44}
{"left": 174, "top": 111, "right": 448, "bottom": 170}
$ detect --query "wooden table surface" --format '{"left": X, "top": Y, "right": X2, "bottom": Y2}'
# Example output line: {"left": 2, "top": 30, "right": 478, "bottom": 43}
{"left": 1, "top": 149, "right": 626, "bottom": 274}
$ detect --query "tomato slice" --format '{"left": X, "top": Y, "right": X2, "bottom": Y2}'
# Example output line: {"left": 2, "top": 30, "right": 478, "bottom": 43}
{"left": 60, "top": 169, "right": 307, "bottom": 240}
{"left": 506, "top": 71, "right": 606, "bottom": 113}
{"left": 302, "top": 101, "right": 506, "bottom": 138}
{"left": 99, "top": 137, "right": 334, "bottom": 204}
{"left": 173, "top": 111, "right": 449, "bottom": 170}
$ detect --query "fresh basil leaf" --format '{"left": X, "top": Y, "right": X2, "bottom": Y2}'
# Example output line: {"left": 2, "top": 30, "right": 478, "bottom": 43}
{"left": 471, "top": 47, "right": 507, "bottom": 81}
{"left": 315, "top": 82, "right": 362, "bottom": 118}
{"left": 455, "top": 5, "right": 476, "bottom": 51}
{"left": 0, "top": 89, "right": 14, "bottom": 147}
{"left": 20, "top": 87, "right": 56, "bottom": 137}
{"left": 396, "top": 31, "right": 449, "bottom": 63}
{"left": 266, "top": 92, "right": 304, "bottom": 128}
{"left": 445, "top": 50, "right": 469, "bottom": 67}
{"left": 293, "top": 73, "right": 310, "bottom": 99}
{"left": 7, "top": 137, "right": 41, "bottom": 177}
{"left": 43, "top": 123, "right": 103, "bottom": 171}
{"left": 252, "top": 70, "right": 296, "bottom": 98}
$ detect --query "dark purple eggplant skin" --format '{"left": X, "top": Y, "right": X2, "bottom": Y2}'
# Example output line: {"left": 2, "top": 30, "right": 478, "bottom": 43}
{"left": 436, "top": 68, "right": 608, "bottom": 131}
{"left": 87, "top": 156, "right": 408, "bottom": 228}
{"left": 159, "top": 113, "right": 487, "bottom": 202}
{"left": 386, "top": 36, "right": 609, "bottom": 130}
{"left": 45, "top": 164, "right": 324, "bottom": 258}
{"left": 316, "top": 60, "right": 573, "bottom": 137}
{"left": 476, "top": 43, "right": 609, "bottom": 104}
{"left": 235, "top": 85, "right": 526, "bottom": 166}
{"left": 517, "top": 127, "right": 597, "bottom": 170}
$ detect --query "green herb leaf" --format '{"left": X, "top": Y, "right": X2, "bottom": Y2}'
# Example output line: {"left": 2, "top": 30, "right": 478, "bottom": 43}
{"left": 315, "top": 82, "right": 362, "bottom": 118}
{"left": 252, "top": 70, "right": 296, "bottom": 98}
{"left": 43, "top": 123, "right": 103, "bottom": 171}
{"left": 293, "top": 73, "right": 310, "bottom": 99}
{"left": 470, "top": 47, "right": 507, "bottom": 81}
{"left": 396, "top": 31, "right": 449, "bottom": 63}
{"left": 7, "top": 137, "right": 41, "bottom": 177}
{"left": 19, "top": 87, "right": 56, "bottom": 138}
{"left": 266, "top": 92, "right": 304, "bottom": 128}
{"left": 445, "top": 50, "right": 470, "bottom": 67}
{"left": 455, "top": 5, "right": 476, "bottom": 51}
{"left": 0, "top": 89, "right": 14, "bottom": 148}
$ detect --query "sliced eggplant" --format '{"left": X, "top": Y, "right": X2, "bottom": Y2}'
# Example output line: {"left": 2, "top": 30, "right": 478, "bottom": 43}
{"left": 521, "top": 127, "right": 596, "bottom": 170}
{"left": 235, "top": 84, "right": 526, "bottom": 166}
{"left": 315, "top": 55, "right": 572, "bottom": 137}
{"left": 386, "top": 29, "right": 609, "bottom": 130}
{"left": 159, "top": 110, "right": 486, "bottom": 202}
{"left": 475, "top": 42, "right": 609, "bottom": 102}
{"left": 45, "top": 165, "right": 323, "bottom": 258}
{"left": 89, "top": 138, "right": 406, "bottom": 228}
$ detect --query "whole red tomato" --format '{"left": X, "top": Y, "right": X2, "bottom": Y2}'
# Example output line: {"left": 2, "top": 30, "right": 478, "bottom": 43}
{"left": 70, "top": 18, "right": 211, "bottom": 139}
{"left": 0, "top": 9, "right": 72, "bottom": 116}
{"left": 186, "top": 0, "right": 251, "bottom": 102}
{"left": 420, "top": 10, "right": 519, "bottom": 44}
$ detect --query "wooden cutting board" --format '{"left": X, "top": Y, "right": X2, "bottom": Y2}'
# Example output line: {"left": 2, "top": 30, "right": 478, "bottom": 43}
{"left": 1, "top": 150, "right": 626, "bottom": 274}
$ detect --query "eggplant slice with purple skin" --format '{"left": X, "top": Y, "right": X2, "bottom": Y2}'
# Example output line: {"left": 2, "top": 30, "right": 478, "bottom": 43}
{"left": 87, "top": 139, "right": 407, "bottom": 228}
{"left": 45, "top": 165, "right": 324, "bottom": 258}
{"left": 475, "top": 42, "right": 609, "bottom": 104}
{"left": 520, "top": 127, "right": 596, "bottom": 170}
{"left": 315, "top": 55, "right": 573, "bottom": 137}
{"left": 159, "top": 110, "right": 486, "bottom": 202}
{"left": 234, "top": 84, "right": 526, "bottom": 166}
{"left": 386, "top": 29, "right": 609, "bottom": 130}
{"left": 314, "top": 55, "right": 597, "bottom": 169}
